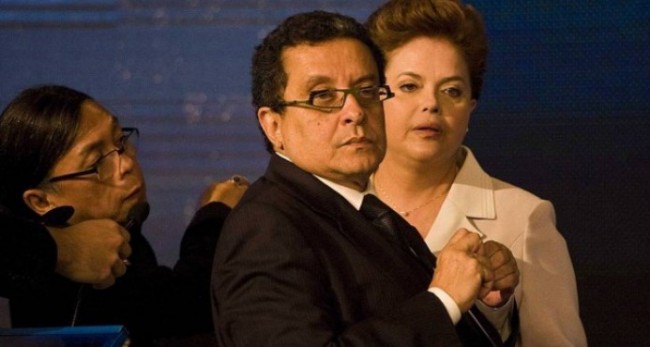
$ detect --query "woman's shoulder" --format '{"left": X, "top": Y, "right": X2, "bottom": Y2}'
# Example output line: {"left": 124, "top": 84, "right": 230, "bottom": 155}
{"left": 486, "top": 178, "right": 559, "bottom": 238}
{"left": 462, "top": 147, "right": 551, "bottom": 208}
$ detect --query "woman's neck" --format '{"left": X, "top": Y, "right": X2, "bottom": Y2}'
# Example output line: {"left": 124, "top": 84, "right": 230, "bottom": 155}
{"left": 374, "top": 151, "right": 459, "bottom": 216}
{"left": 374, "top": 150, "right": 461, "bottom": 238}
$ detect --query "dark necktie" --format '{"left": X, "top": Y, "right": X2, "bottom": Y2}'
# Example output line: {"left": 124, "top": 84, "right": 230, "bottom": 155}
{"left": 361, "top": 195, "right": 512, "bottom": 346}
{"left": 360, "top": 194, "right": 435, "bottom": 269}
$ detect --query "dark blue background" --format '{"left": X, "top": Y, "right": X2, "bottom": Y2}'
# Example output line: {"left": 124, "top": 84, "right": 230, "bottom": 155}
{"left": 1, "top": 1, "right": 648, "bottom": 345}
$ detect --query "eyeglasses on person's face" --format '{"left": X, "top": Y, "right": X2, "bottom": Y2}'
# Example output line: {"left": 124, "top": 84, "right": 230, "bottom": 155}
{"left": 278, "top": 85, "right": 395, "bottom": 113}
{"left": 46, "top": 127, "right": 139, "bottom": 183}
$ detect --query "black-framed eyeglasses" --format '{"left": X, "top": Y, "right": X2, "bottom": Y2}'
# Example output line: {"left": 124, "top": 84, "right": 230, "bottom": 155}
{"left": 278, "top": 85, "right": 394, "bottom": 112}
{"left": 46, "top": 127, "right": 139, "bottom": 183}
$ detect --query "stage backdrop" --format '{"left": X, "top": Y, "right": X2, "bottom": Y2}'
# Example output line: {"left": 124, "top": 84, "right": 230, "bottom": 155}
{"left": 0, "top": 1, "right": 648, "bottom": 345}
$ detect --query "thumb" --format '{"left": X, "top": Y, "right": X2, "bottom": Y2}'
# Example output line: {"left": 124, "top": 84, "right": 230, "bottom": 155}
{"left": 448, "top": 228, "right": 471, "bottom": 244}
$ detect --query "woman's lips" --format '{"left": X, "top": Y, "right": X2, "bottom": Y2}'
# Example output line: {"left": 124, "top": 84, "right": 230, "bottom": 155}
{"left": 413, "top": 124, "right": 442, "bottom": 137}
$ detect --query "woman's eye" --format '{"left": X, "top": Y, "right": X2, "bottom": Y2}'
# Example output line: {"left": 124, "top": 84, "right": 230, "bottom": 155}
{"left": 399, "top": 83, "right": 418, "bottom": 93}
{"left": 442, "top": 87, "right": 463, "bottom": 98}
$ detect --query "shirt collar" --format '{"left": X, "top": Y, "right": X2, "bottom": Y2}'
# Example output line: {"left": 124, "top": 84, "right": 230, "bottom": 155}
{"left": 276, "top": 152, "right": 373, "bottom": 211}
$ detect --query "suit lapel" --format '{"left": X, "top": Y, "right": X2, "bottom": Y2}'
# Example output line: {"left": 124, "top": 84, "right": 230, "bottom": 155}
{"left": 264, "top": 155, "right": 509, "bottom": 345}
{"left": 266, "top": 155, "right": 433, "bottom": 289}
{"left": 337, "top": 206, "right": 433, "bottom": 283}
{"left": 426, "top": 201, "right": 484, "bottom": 253}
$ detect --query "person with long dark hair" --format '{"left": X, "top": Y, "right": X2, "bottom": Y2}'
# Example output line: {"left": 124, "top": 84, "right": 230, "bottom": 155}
{"left": 0, "top": 84, "right": 248, "bottom": 346}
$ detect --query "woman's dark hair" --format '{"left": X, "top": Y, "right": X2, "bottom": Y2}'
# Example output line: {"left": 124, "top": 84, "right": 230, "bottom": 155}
{"left": 367, "top": 0, "right": 488, "bottom": 100}
{"left": 0, "top": 85, "right": 92, "bottom": 219}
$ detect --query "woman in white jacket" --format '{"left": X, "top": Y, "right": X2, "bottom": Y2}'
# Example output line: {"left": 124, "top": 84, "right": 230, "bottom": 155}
{"left": 367, "top": 0, "right": 587, "bottom": 345}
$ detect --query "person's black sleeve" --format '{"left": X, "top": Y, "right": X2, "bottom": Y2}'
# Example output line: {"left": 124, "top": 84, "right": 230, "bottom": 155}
{"left": 172, "top": 201, "right": 231, "bottom": 332}
{"left": 0, "top": 211, "right": 57, "bottom": 298}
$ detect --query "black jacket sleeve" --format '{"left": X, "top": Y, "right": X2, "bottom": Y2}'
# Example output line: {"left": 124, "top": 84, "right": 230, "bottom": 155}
{"left": 115, "top": 201, "right": 232, "bottom": 340}
{"left": 172, "top": 201, "right": 232, "bottom": 333}
{"left": 0, "top": 210, "right": 57, "bottom": 298}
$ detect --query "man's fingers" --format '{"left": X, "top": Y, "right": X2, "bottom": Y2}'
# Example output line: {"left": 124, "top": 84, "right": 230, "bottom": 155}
{"left": 489, "top": 251, "right": 519, "bottom": 284}
{"left": 477, "top": 255, "right": 494, "bottom": 282}
{"left": 482, "top": 240, "right": 502, "bottom": 257}
{"left": 118, "top": 241, "right": 132, "bottom": 260}
{"left": 112, "top": 258, "right": 127, "bottom": 278}
{"left": 492, "top": 261, "right": 518, "bottom": 279}
{"left": 478, "top": 272, "right": 493, "bottom": 299}
{"left": 230, "top": 174, "right": 250, "bottom": 187}
{"left": 482, "top": 240, "right": 519, "bottom": 284}
{"left": 492, "top": 268, "right": 520, "bottom": 291}
{"left": 449, "top": 228, "right": 483, "bottom": 253}
{"left": 94, "top": 255, "right": 128, "bottom": 290}
{"left": 448, "top": 228, "right": 471, "bottom": 243}
{"left": 121, "top": 227, "right": 131, "bottom": 243}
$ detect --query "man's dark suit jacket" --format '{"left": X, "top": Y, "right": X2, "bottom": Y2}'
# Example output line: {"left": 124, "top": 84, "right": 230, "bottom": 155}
{"left": 212, "top": 155, "right": 499, "bottom": 346}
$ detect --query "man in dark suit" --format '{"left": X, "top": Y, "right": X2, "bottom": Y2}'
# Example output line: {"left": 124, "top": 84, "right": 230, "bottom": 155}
{"left": 212, "top": 10, "right": 517, "bottom": 346}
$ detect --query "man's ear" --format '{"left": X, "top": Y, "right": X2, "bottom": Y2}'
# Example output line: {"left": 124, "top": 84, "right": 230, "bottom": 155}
{"left": 22, "top": 188, "right": 57, "bottom": 217}
{"left": 258, "top": 106, "right": 284, "bottom": 151}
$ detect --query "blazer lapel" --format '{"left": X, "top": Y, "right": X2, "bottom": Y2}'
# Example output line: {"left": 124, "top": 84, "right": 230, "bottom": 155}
{"left": 425, "top": 147, "right": 494, "bottom": 253}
